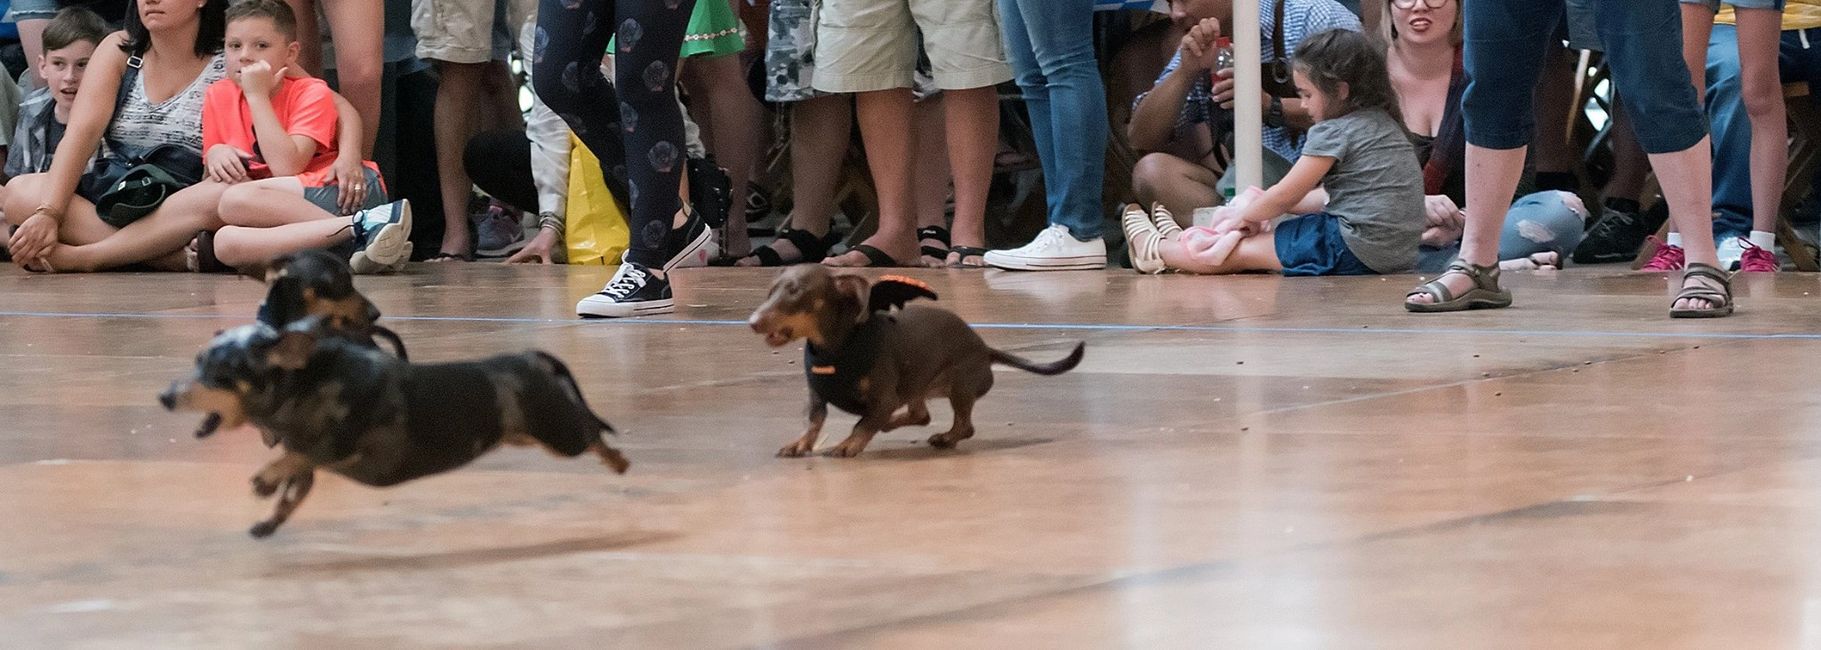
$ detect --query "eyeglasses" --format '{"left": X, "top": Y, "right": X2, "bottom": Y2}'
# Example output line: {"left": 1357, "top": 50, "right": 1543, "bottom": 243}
{"left": 1391, "top": 0, "right": 1450, "bottom": 9}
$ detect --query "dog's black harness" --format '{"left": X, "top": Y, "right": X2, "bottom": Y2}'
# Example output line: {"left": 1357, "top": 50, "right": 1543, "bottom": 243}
{"left": 803, "top": 316, "right": 889, "bottom": 415}
{"left": 799, "top": 275, "right": 937, "bottom": 416}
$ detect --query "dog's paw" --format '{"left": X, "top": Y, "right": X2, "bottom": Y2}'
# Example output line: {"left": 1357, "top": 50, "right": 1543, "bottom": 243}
{"left": 927, "top": 428, "right": 973, "bottom": 449}
{"left": 251, "top": 475, "right": 280, "bottom": 498}
{"left": 248, "top": 520, "right": 279, "bottom": 538}
{"left": 821, "top": 445, "right": 864, "bottom": 458}
{"left": 776, "top": 442, "right": 815, "bottom": 458}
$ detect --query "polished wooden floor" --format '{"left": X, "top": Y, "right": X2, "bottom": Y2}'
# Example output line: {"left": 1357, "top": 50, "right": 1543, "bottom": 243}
{"left": 4, "top": 262, "right": 1821, "bottom": 647}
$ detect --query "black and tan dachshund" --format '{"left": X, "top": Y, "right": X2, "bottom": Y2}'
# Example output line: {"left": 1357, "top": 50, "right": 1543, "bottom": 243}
{"left": 748, "top": 265, "right": 1084, "bottom": 458}
{"left": 160, "top": 318, "right": 628, "bottom": 538}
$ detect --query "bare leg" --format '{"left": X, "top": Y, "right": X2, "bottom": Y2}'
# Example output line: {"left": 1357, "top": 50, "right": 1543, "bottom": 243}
{"left": 285, "top": 0, "right": 322, "bottom": 72}
{"left": 824, "top": 89, "right": 919, "bottom": 266}
{"left": 1406, "top": 144, "right": 1524, "bottom": 304}
{"left": 736, "top": 95, "right": 852, "bottom": 266}
{"left": 941, "top": 86, "right": 997, "bottom": 265}
{"left": 322, "top": 0, "right": 387, "bottom": 155}
{"left": 1132, "top": 153, "right": 1220, "bottom": 221}
{"left": 15, "top": 19, "right": 48, "bottom": 87}
{"left": 431, "top": 61, "right": 490, "bottom": 259}
{"left": 40, "top": 182, "right": 229, "bottom": 272}
{"left": 212, "top": 221, "right": 355, "bottom": 267}
{"left": 219, "top": 178, "right": 338, "bottom": 227}
{"left": 1159, "top": 228, "right": 1282, "bottom": 275}
{"left": 683, "top": 54, "right": 764, "bottom": 258}
{"left": 912, "top": 95, "right": 951, "bottom": 266}
{"left": 1654, "top": 138, "right": 1722, "bottom": 310}
{"left": 1733, "top": 9, "right": 1787, "bottom": 237}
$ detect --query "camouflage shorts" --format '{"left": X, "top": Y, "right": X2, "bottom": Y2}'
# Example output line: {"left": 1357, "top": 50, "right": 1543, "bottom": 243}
{"left": 764, "top": 0, "right": 937, "bottom": 103}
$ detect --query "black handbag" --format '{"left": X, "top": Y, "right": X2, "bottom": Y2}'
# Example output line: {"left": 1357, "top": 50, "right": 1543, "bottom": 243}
{"left": 89, "top": 55, "right": 204, "bottom": 228}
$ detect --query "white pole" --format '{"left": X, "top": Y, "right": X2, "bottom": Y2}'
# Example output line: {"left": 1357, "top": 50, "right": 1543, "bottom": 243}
{"left": 1231, "top": 0, "right": 1264, "bottom": 193}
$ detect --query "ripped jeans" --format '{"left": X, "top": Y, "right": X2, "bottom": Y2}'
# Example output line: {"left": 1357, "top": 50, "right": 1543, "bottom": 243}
{"left": 1417, "top": 191, "right": 1588, "bottom": 273}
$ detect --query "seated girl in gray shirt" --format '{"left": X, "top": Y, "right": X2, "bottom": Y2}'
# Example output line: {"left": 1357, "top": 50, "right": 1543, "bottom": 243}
{"left": 1124, "top": 29, "right": 1424, "bottom": 277}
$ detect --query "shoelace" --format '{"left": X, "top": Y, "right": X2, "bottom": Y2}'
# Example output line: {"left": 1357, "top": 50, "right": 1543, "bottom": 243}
{"left": 1739, "top": 240, "right": 1778, "bottom": 271}
{"left": 1587, "top": 210, "right": 1637, "bottom": 238}
{"left": 1641, "top": 237, "right": 1684, "bottom": 270}
{"left": 603, "top": 266, "right": 649, "bottom": 297}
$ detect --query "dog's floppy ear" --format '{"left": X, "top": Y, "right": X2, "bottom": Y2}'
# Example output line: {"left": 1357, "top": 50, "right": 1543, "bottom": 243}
{"left": 265, "top": 318, "right": 324, "bottom": 370}
{"left": 869, "top": 275, "right": 937, "bottom": 312}
{"left": 831, "top": 273, "right": 872, "bottom": 322}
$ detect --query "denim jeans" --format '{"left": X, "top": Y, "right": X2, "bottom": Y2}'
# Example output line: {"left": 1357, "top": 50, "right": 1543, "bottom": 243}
{"left": 1705, "top": 24, "right": 1821, "bottom": 240}
{"left": 1464, "top": 0, "right": 1706, "bottom": 154}
{"left": 1417, "top": 191, "right": 1588, "bottom": 273}
{"left": 999, "top": 0, "right": 1107, "bottom": 240}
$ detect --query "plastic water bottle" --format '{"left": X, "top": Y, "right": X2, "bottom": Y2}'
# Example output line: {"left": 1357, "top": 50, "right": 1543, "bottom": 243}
{"left": 1214, "top": 37, "right": 1234, "bottom": 73}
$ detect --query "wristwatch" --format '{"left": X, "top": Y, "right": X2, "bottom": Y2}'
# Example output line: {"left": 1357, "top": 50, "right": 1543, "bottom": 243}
{"left": 1265, "top": 97, "right": 1285, "bottom": 128}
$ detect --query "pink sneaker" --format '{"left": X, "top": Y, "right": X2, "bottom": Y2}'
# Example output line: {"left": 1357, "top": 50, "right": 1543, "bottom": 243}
{"left": 1639, "top": 237, "right": 1685, "bottom": 271}
{"left": 1738, "top": 240, "right": 1779, "bottom": 272}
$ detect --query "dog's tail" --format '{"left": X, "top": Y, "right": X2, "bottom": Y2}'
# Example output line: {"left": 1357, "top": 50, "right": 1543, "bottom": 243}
{"left": 989, "top": 342, "right": 1084, "bottom": 376}
{"left": 534, "top": 350, "right": 617, "bottom": 434}
{"left": 370, "top": 325, "right": 409, "bottom": 361}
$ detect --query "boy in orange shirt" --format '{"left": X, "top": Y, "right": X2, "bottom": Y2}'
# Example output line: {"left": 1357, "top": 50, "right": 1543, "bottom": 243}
{"left": 196, "top": 0, "right": 410, "bottom": 274}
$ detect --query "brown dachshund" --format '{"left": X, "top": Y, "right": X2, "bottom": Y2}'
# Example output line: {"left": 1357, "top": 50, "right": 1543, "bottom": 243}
{"left": 748, "top": 265, "right": 1084, "bottom": 458}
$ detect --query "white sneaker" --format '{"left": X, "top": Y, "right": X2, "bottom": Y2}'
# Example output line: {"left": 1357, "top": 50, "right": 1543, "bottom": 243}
{"left": 1716, "top": 236, "right": 1745, "bottom": 271}
{"left": 983, "top": 224, "right": 1106, "bottom": 271}
{"left": 1120, "top": 204, "right": 1166, "bottom": 274}
{"left": 576, "top": 261, "right": 674, "bottom": 318}
{"left": 349, "top": 200, "right": 413, "bottom": 274}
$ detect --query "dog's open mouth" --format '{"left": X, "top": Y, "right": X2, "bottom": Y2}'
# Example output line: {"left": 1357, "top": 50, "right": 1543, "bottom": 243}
{"left": 764, "top": 329, "right": 791, "bottom": 347}
{"left": 195, "top": 412, "right": 224, "bottom": 438}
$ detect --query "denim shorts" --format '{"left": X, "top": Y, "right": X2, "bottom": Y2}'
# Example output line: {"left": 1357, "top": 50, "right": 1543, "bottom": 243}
{"left": 1274, "top": 213, "right": 1376, "bottom": 277}
{"left": 4, "top": 0, "right": 58, "bottom": 23}
{"left": 1680, "top": 0, "right": 1786, "bottom": 10}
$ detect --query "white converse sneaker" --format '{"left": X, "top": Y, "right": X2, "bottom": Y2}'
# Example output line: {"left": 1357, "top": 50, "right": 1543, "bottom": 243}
{"left": 982, "top": 224, "right": 1106, "bottom": 271}
{"left": 1120, "top": 204, "right": 1166, "bottom": 274}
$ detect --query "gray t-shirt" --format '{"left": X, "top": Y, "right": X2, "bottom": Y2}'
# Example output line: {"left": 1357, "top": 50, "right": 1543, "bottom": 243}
{"left": 1299, "top": 108, "right": 1424, "bottom": 273}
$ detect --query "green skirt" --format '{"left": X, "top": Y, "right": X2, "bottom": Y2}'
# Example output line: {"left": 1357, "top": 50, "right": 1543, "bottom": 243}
{"left": 608, "top": 0, "right": 745, "bottom": 59}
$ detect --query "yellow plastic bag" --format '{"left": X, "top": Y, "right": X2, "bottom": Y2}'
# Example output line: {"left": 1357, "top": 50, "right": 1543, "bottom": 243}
{"left": 565, "top": 134, "right": 630, "bottom": 265}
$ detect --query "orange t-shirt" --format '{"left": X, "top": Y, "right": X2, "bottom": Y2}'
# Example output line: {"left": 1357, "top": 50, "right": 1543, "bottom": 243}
{"left": 202, "top": 76, "right": 364, "bottom": 187}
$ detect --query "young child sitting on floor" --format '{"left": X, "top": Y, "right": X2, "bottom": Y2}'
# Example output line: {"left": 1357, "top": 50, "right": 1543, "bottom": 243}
{"left": 1124, "top": 29, "right": 1423, "bottom": 277}
{"left": 0, "top": 7, "right": 108, "bottom": 260}
{"left": 193, "top": 0, "right": 409, "bottom": 274}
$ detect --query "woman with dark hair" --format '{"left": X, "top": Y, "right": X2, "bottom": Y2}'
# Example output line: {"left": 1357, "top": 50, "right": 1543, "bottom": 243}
{"left": 534, "top": 0, "right": 705, "bottom": 317}
{"left": 5, "top": 0, "right": 230, "bottom": 272}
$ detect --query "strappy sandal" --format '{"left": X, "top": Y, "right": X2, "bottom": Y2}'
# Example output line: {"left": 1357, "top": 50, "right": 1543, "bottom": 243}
{"left": 1670, "top": 262, "right": 1735, "bottom": 319}
{"left": 1405, "top": 259, "right": 1513, "bottom": 313}
{"left": 947, "top": 246, "right": 990, "bottom": 268}
{"left": 716, "top": 227, "right": 838, "bottom": 266}
{"left": 917, "top": 225, "right": 950, "bottom": 265}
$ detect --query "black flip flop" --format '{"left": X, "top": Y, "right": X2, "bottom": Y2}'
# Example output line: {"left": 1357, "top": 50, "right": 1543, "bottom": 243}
{"left": 917, "top": 225, "right": 950, "bottom": 263}
{"left": 840, "top": 243, "right": 904, "bottom": 267}
{"left": 948, "top": 245, "right": 990, "bottom": 268}
{"left": 193, "top": 230, "right": 228, "bottom": 273}
{"left": 716, "top": 228, "right": 838, "bottom": 266}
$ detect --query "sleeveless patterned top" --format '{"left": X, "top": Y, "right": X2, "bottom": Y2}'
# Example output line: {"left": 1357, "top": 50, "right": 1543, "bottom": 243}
{"left": 106, "top": 53, "right": 226, "bottom": 157}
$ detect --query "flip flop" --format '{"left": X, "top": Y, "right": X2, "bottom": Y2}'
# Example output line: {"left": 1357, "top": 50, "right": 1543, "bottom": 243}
{"left": 424, "top": 251, "right": 473, "bottom": 263}
{"left": 716, "top": 228, "right": 838, "bottom": 266}
{"left": 827, "top": 243, "right": 905, "bottom": 268}
{"left": 917, "top": 225, "right": 951, "bottom": 265}
{"left": 947, "top": 246, "right": 990, "bottom": 268}
{"left": 192, "top": 230, "right": 228, "bottom": 273}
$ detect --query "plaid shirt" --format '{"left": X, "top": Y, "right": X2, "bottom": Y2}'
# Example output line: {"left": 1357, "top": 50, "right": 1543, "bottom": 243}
{"left": 6, "top": 88, "right": 68, "bottom": 179}
{"left": 1133, "top": 0, "right": 1360, "bottom": 161}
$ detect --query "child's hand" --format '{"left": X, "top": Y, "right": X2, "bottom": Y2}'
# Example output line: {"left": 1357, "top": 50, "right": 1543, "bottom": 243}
{"left": 1212, "top": 215, "right": 1256, "bottom": 237}
{"left": 205, "top": 144, "right": 249, "bottom": 184}
{"left": 326, "top": 154, "right": 368, "bottom": 215}
{"left": 237, "top": 60, "right": 285, "bottom": 97}
{"left": 1177, "top": 17, "right": 1223, "bottom": 73}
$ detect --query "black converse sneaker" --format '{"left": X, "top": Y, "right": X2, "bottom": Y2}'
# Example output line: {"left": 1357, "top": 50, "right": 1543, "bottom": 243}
{"left": 661, "top": 207, "right": 717, "bottom": 271}
{"left": 576, "top": 261, "right": 673, "bottom": 318}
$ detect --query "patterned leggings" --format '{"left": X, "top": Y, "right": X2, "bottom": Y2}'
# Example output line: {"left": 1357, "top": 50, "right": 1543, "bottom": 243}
{"left": 533, "top": 0, "right": 697, "bottom": 268}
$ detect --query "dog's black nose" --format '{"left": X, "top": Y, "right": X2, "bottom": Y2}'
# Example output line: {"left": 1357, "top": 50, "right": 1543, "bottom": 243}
{"left": 157, "top": 387, "right": 176, "bottom": 410}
